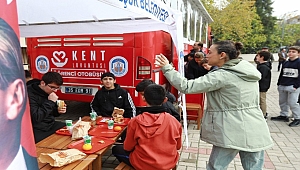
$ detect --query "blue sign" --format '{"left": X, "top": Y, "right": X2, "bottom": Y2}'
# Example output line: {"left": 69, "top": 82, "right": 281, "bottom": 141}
{"left": 119, "top": 0, "right": 169, "bottom": 22}
{"left": 35, "top": 55, "right": 49, "bottom": 74}
{"left": 109, "top": 56, "right": 128, "bottom": 77}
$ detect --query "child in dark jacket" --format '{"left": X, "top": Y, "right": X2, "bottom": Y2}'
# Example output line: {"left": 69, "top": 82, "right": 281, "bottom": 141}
{"left": 112, "top": 84, "right": 182, "bottom": 170}
{"left": 255, "top": 51, "right": 271, "bottom": 119}
{"left": 135, "top": 79, "right": 181, "bottom": 122}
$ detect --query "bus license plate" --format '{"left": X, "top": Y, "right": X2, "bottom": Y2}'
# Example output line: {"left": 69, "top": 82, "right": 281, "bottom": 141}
{"left": 65, "top": 87, "right": 92, "bottom": 95}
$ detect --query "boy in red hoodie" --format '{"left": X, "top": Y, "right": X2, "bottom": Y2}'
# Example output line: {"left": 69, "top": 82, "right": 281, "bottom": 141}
{"left": 112, "top": 84, "right": 182, "bottom": 170}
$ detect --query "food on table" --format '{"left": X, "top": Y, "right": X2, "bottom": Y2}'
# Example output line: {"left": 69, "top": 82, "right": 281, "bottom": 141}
{"left": 98, "top": 140, "right": 105, "bottom": 144}
{"left": 57, "top": 151, "right": 68, "bottom": 158}
{"left": 82, "top": 143, "right": 92, "bottom": 151}
{"left": 57, "top": 100, "right": 65, "bottom": 110}
{"left": 113, "top": 126, "right": 122, "bottom": 132}
{"left": 59, "top": 128, "right": 69, "bottom": 132}
{"left": 112, "top": 107, "right": 125, "bottom": 123}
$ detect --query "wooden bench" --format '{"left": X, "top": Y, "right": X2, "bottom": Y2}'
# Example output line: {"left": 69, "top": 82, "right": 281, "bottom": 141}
{"left": 115, "top": 162, "right": 177, "bottom": 170}
{"left": 185, "top": 103, "right": 203, "bottom": 130}
{"left": 115, "top": 162, "right": 135, "bottom": 170}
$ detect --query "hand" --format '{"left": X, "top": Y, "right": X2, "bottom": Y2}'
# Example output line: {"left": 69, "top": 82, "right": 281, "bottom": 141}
{"left": 58, "top": 105, "right": 67, "bottom": 114}
{"left": 48, "top": 92, "right": 58, "bottom": 102}
{"left": 155, "top": 54, "right": 169, "bottom": 67}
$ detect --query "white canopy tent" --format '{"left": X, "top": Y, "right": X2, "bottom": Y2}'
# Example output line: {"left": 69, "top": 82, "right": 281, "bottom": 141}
{"left": 17, "top": 0, "right": 180, "bottom": 40}
{"left": 17, "top": 0, "right": 211, "bottom": 148}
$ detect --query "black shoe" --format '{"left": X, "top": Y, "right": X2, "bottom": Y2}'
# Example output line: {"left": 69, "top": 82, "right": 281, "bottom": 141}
{"left": 289, "top": 119, "right": 300, "bottom": 127}
{"left": 270, "top": 115, "right": 289, "bottom": 122}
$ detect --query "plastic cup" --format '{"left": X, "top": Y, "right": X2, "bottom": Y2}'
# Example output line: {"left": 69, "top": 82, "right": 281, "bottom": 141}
{"left": 90, "top": 112, "right": 97, "bottom": 121}
{"left": 65, "top": 120, "right": 72, "bottom": 129}
{"left": 83, "top": 135, "right": 92, "bottom": 145}
{"left": 107, "top": 120, "right": 114, "bottom": 129}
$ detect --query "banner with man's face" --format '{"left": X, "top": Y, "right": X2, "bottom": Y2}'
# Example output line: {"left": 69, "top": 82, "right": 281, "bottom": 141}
{"left": 0, "top": 0, "right": 38, "bottom": 169}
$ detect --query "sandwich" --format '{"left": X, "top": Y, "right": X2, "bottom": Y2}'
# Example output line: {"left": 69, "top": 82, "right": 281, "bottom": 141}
{"left": 57, "top": 100, "right": 65, "bottom": 109}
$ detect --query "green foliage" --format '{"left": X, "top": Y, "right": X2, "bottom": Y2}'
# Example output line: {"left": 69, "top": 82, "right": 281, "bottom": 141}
{"left": 203, "top": 0, "right": 266, "bottom": 53}
{"left": 254, "top": 0, "right": 277, "bottom": 49}
{"left": 278, "top": 23, "right": 300, "bottom": 46}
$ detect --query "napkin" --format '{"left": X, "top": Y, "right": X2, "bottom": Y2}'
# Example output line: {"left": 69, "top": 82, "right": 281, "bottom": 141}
{"left": 72, "top": 121, "right": 91, "bottom": 140}
{"left": 38, "top": 149, "right": 86, "bottom": 167}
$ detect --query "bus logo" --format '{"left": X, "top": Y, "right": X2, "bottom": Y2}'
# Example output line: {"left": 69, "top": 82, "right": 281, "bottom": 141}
{"left": 35, "top": 55, "right": 49, "bottom": 74}
{"left": 109, "top": 56, "right": 128, "bottom": 77}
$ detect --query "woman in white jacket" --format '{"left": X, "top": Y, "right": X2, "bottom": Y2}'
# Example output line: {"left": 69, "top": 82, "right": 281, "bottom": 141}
{"left": 155, "top": 40, "right": 273, "bottom": 170}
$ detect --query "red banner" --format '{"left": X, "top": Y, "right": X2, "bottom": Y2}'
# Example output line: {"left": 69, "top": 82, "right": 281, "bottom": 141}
{"left": 0, "top": 0, "right": 38, "bottom": 169}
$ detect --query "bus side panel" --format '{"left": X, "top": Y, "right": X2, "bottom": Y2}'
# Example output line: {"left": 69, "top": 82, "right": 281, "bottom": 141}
{"left": 27, "top": 34, "right": 136, "bottom": 103}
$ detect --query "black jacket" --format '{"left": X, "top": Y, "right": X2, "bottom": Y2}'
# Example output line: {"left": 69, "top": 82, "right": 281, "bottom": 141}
{"left": 27, "top": 82, "right": 61, "bottom": 131}
{"left": 186, "top": 59, "right": 208, "bottom": 79}
{"left": 136, "top": 92, "right": 181, "bottom": 122}
{"left": 257, "top": 62, "right": 271, "bottom": 92}
{"left": 184, "top": 49, "right": 206, "bottom": 62}
{"left": 163, "top": 92, "right": 180, "bottom": 122}
{"left": 277, "top": 58, "right": 300, "bottom": 89}
{"left": 26, "top": 78, "right": 40, "bottom": 86}
{"left": 91, "top": 84, "right": 136, "bottom": 118}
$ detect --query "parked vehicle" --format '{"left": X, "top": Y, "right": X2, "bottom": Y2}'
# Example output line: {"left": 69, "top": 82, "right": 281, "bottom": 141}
{"left": 27, "top": 31, "right": 176, "bottom": 106}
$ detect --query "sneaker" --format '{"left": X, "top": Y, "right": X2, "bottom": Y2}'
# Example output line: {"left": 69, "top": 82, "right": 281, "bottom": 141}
{"left": 289, "top": 119, "right": 300, "bottom": 127}
{"left": 270, "top": 115, "right": 289, "bottom": 122}
{"left": 264, "top": 116, "right": 268, "bottom": 121}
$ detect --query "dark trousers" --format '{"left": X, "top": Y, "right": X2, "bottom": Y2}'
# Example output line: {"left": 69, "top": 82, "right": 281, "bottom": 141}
{"left": 112, "top": 145, "right": 132, "bottom": 167}
{"left": 33, "top": 121, "right": 65, "bottom": 143}
{"left": 278, "top": 61, "right": 285, "bottom": 71}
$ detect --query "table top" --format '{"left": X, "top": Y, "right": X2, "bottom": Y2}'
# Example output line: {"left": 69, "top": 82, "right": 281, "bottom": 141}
{"left": 36, "top": 116, "right": 126, "bottom": 155}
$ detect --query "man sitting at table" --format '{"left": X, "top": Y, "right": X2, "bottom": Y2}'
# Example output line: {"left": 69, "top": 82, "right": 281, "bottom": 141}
{"left": 90, "top": 72, "right": 136, "bottom": 118}
{"left": 27, "top": 72, "right": 66, "bottom": 143}
{"left": 112, "top": 84, "right": 182, "bottom": 170}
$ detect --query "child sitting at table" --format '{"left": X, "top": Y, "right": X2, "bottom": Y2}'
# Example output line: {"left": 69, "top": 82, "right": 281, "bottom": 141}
{"left": 112, "top": 84, "right": 182, "bottom": 170}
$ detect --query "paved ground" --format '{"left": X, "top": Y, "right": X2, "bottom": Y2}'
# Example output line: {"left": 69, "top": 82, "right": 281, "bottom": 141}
{"left": 57, "top": 62, "right": 300, "bottom": 170}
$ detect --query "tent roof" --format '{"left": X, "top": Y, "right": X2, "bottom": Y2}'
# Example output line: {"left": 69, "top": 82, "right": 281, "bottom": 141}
{"left": 17, "top": 0, "right": 212, "bottom": 37}
{"left": 17, "top": 0, "right": 175, "bottom": 37}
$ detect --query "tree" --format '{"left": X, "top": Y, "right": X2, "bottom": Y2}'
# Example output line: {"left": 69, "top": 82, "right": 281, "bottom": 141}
{"left": 255, "top": 0, "right": 277, "bottom": 49}
{"left": 281, "top": 23, "right": 300, "bottom": 46}
{"left": 202, "top": 0, "right": 266, "bottom": 53}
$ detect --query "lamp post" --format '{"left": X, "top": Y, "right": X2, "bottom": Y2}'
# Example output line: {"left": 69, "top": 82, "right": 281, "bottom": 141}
{"left": 280, "top": 10, "right": 298, "bottom": 47}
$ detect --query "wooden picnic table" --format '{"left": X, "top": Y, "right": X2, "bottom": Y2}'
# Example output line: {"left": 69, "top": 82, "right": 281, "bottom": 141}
{"left": 36, "top": 116, "right": 127, "bottom": 170}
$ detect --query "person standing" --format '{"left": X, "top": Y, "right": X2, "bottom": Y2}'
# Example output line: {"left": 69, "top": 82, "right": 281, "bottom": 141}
{"left": 184, "top": 41, "right": 206, "bottom": 62}
{"left": 156, "top": 40, "right": 273, "bottom": 169}
{"left": 186, "top": 52, "right": 208, "bottom": 79}
{"left": 271, "top": 46, "right": 300, "bottom": 127}
{"left": 278, "top": 48, "right": 287, "bottom": 71}
{"left": 256, "top": 51, "right": 272, "bottom": 120}
{"left": 27, "top": 72, "right": 67, "bottom": 143}
{"left": 254, "top": 47, "right": 274, "bottom": 65}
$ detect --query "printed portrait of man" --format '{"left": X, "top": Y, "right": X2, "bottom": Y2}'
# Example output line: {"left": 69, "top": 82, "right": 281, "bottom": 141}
{"left": 0, "top": 18, "right": 38, "bottom": 170}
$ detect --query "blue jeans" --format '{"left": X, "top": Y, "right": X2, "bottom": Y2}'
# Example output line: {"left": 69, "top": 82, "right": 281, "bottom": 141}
{"left": 207, "top": 145, "right": 264, "bottom": 170}
{"left": 278, "top": 85, "right": 300, "bottom": 119}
